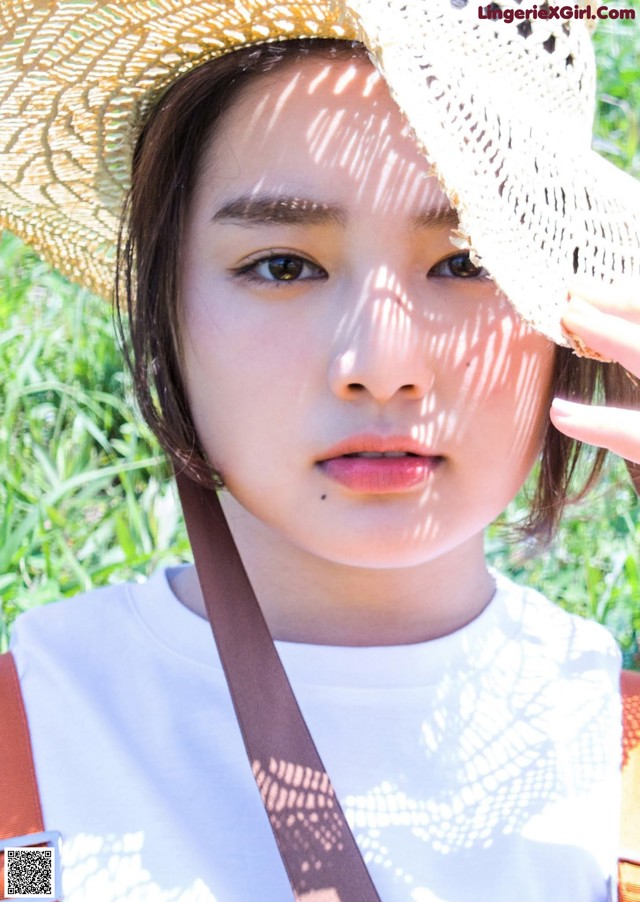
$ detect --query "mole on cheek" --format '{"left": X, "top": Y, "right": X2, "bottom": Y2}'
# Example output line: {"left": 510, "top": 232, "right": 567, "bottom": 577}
{"left": 320, "top": 494, "right": 327, "bottom": 500}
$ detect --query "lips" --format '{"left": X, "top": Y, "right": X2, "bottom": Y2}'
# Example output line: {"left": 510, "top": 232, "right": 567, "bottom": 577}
{"left": 317, "top": 435, "right": 442, "bottom": 493}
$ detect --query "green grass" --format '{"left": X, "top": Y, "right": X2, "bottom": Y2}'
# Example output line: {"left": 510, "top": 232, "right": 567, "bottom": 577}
{"left": 1, "top": 12, "right": 639, "bottom": 664}
{"left": 0, "top": 236, "right": 190, "bottom": 651}
{"left": 592, "top": 0, "right": 640, "bottom": 176}
{"left": 486, "top": 459, "right": 640, "bottom": 668}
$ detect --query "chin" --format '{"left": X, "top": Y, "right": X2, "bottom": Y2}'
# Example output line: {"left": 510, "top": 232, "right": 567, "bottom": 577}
{"left": 293, "top": 529, "right": 460, "bottom": 571}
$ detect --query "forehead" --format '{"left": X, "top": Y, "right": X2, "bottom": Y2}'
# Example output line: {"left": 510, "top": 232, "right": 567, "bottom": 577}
{"left": 198, "top": 55, "right": 453, "bottom": 221}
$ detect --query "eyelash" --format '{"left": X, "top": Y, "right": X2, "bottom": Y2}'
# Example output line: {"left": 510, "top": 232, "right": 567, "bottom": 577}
{"left": 230, "top": 254, "right": 327, "bottom": 286}
{"left": 430, "top": 254, "right": 488, "bottom": 280}
{"left": 229, "top": 251, "right": 488, "bottom": 285}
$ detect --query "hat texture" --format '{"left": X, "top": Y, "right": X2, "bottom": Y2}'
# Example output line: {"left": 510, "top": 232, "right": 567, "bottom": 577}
{"left": 1, "top": 0, "right": 639, "bottom": 346}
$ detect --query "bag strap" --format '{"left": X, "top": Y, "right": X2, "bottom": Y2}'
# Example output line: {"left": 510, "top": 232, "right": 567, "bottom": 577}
{"left": 620, "top": 668, "right": 640, "bottom": 902}
{"left": 175, "top": 471, "right": 381, "bottom": 901}
{"left": 178, "top": 470, "right": 640, "bottom": 902}
{"left": 0, "top": 650, "right": 45, "bottom": 899}
{"left": 2, "top": 517, "right": 639, "bottom": 902}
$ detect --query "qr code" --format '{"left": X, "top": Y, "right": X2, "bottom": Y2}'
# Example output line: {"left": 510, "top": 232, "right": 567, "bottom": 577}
{"left": 4, "top": 847, "right": 55, "bottom": 898}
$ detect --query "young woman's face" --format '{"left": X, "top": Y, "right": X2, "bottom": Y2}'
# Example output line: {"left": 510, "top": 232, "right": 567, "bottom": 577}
{"left": 180, "top": 54, "right": 555, "bottom": 569}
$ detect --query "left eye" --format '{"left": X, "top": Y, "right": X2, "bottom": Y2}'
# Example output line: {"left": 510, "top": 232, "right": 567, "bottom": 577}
{"left": 233, "top": 254, "right": 327, "bottom": 283}
{"left": 430, "top": 252, "right": 488, "bottom": 279}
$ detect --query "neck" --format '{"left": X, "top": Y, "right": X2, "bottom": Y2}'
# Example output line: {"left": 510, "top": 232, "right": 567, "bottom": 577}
{"left": 171, "top": 492, "right": 495, "bottom": 647}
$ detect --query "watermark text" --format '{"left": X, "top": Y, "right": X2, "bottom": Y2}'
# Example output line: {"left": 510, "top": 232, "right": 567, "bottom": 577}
{"left": 478, "top": 4, "right": 635, "bottom": 21}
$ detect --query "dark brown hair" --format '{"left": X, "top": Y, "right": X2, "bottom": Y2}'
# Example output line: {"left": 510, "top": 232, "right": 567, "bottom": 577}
{"left": 117, "top": 39, "right": 368, "bottom": 481}
{"left": 116, "top": 38, "right": 637, "bottom": 542}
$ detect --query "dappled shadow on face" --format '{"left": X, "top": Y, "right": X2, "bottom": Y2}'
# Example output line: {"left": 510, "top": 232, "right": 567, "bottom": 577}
{"left": 204, "top": 57, "right": 556, "bottom": 553}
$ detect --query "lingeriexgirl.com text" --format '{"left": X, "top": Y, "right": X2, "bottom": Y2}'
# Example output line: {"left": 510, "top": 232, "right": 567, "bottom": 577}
{"left": 478, "top": 4, "right": 635, "bottom": 21}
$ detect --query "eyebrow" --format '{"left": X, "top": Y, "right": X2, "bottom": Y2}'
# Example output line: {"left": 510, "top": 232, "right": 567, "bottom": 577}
{"left": 211, "top": 193, "right": 459, "bottom": 231}
{"left": 212, "top": 194, "right": 346, "bottom": 227}
{"left": 411, "top": 206, "right": 460, "bottom": 231}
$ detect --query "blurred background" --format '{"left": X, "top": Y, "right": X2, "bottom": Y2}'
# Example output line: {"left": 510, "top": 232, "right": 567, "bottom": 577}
{"left": 1, "top": 3, "right": 639, "bottom": 664}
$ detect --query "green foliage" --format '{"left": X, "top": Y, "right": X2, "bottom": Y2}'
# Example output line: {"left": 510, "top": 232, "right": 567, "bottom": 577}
{"left": 1, "top": 13, "right": 639, "bottom": 663}
{"left": 592, "top": 0, "right": 640, "bottom": 175}
{"left": 0, "top": 234, "right": 189, "bottom": 651}
{"left": 486, "top": 458, "right": 640, "bottom": 669}
{"left": 486, "top": 5, "right": 640, "bottom": 669}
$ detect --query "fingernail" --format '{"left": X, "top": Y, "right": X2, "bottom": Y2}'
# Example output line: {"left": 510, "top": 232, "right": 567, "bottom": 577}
{"left": 563, "top": 297, "right": 599, "bottom": 319}
{"left": 551, "top": 397, "right": 577, "bottom": 416}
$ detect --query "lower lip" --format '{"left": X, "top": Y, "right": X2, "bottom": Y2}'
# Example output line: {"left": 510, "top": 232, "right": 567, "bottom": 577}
{"left": 319, "top": 456, "right": 441, "bottom": 493}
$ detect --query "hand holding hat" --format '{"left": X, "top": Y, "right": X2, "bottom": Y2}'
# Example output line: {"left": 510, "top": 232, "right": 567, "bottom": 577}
{"left": 551, "top": 288, "right": 640, "bottom": 490}
{"left": 1, "top": 0, "right": 639, "bottom": 335}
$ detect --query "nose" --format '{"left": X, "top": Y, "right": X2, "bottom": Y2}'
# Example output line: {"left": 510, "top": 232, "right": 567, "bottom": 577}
{"left": 328, "top": 267, "right": 435, "bottom": 403}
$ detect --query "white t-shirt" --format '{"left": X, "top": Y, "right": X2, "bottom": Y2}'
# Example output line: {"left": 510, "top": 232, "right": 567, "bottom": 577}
{"left": 10, "top": 568, "right": 621, "bottom": 902}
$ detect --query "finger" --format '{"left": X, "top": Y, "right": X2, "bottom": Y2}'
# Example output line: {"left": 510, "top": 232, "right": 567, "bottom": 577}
{"left": 550, "top": 397, "right": 640, "bottom": 465}
{"left": 562, "top": 299, "right": 640, "bottom": 378}
{"left": 567, "top": 280, "right": 640, "bottom": 323}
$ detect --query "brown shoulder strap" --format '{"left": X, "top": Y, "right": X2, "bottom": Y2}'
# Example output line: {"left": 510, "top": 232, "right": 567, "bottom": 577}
{"left": 0, "top": 650, "right": 45, "bottom": 898}
{"left": 178, "top": 472, "right": 640, "bottom": 902}
{"left": 3, "top": 516, "right": 638, "bottom": 902}
{"left": 620, "top": 668, "right": 640, "bottom": 902}
{"left": 175, "top": 472, "right": 382, "bottom": 902}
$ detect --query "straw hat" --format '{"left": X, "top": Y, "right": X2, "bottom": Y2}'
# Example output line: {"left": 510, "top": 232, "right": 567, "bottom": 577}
{"left": 1, "top": 0, "right": 639, "bottom": 347}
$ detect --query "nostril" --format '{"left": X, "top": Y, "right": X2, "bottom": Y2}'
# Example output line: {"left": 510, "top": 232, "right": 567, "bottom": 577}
{"left": 347, "top": 383, "right": 366, "bottom": 392}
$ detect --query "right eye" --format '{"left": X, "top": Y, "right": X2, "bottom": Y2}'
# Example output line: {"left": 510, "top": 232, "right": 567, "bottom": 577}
{"left": 429, "top": 251, "right": 489, "bottom": 280}
{"left": 231, "top": 254, "right": 327, "bottom": 285}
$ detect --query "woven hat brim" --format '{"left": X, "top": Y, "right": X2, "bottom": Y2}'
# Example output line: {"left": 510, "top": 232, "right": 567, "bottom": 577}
{"left": 355, "top": 0, "right": 640, "bottom": 345}
{"left": 0, "top": 1, "right": 356, "bottom": 298}
{"left": 1, "top": 0, "right": 639, "bottom": 347}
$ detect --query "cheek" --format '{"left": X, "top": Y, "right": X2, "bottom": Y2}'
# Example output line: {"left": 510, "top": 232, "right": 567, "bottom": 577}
{"left": 184, "top": 263, "right": 316, "bottom": 376}
{"left": 450, "top": 315, "right": 555, "bottom": 455}
{"left": 180, "top": 288, "right": 320, "bottom": 469}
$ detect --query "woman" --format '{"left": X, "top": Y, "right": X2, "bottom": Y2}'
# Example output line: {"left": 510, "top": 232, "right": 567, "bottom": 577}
{"left": 1, "top": 3, "right": 639, "bottom": 900}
